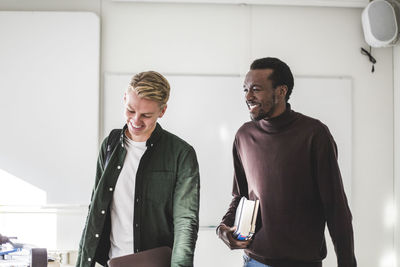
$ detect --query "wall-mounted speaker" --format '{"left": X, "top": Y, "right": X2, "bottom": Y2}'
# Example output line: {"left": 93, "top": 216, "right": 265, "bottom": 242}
{"left": 362, "top": 0, "right": 400, "bottom": 47}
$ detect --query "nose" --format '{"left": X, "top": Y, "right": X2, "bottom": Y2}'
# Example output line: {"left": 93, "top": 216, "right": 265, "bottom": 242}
{"left": 130, "top": 114, "right": 141, "bottom": 124}
{"left": 245, "top": 90, "right": 254, "bottom": 101}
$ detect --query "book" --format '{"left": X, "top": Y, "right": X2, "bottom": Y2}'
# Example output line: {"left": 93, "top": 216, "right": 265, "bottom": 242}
{"left": 233, "top": 197, "right": 259, "bottom": 241}
{"left": 108, "top": 246, "right": 172, "bottom": 267}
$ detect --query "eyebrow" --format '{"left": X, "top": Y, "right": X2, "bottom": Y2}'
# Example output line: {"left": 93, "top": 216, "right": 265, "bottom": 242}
{"left": 243, "top": 83, "right": 262, "bottom": 88}
{"left": 126, "top": 106, "right": 155, "bottom": 115}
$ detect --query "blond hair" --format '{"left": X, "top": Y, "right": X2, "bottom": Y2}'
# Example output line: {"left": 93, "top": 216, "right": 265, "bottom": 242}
{"left": 128, "top": 71, "right": 170, "bottom": 107}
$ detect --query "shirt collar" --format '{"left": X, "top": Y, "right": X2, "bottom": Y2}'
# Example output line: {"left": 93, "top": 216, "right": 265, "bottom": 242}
{"left": 121, "top": 123, "right": 163, "bottom": 148}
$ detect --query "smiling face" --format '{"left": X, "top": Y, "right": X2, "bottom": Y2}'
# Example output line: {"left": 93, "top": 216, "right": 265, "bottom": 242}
{"left": 243, "top": 69, "right": 288, "bottom": 121}
{"left": 124, "top": 90, "right": 166, "bottom": 142}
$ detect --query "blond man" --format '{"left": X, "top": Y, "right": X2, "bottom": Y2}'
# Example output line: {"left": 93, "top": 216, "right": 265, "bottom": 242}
{"left": 77, "top": 71, "right": 200, "bottom": 267}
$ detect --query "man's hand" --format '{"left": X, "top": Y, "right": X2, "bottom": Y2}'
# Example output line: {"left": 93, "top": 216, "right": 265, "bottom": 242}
{"left": 217, "top": 224, "right": 252, "bottom": 250}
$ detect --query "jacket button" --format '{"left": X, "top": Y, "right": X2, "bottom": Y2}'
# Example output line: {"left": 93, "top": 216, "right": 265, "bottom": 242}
{"left": 88, "top": 258, "right": 91, "bottom": 262}
{"left": 95, "top": 234, "right": 99, "bottom": 238}
{"left": 135, "top": 249, "right": 139, "bottom": 253}
{"left": 101, "top": 210, "right": 105, "bottom": 214}
{"left": 117, "top": 165, "right": 121, "bottom": 169}
{"left": 135, "top": 224, "right": 139, "bottom": 227}
{"left": 109, "top": 187, "right": 113, "bottom": 191}
{"left": 136, "top": 198, "right": 139, "bottom": 203}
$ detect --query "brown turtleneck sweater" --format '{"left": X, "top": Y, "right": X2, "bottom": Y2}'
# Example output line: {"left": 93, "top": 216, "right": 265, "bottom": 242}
{"left": 221, "top": 104, "right": 356, "bottom": 267}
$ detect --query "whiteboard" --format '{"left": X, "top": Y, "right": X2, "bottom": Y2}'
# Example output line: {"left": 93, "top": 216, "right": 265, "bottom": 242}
{"left": 0, "top": 12, "right": 100, "bottom": 204}
{"left": 104, "top": 73, "right": 352, "bottom": 226}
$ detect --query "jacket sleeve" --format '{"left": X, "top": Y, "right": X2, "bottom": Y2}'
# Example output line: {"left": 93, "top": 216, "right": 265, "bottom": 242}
{"left": 76, "top": 137, "right": 108, "bottom": 267}
{"left": 220, "top": 137, "right": 248, "bottom": 228}
{"left": 312, "top": 125, "right": 357, "bottom": 267}
{"left": 171, "top": 146, "right": 200, "bottom": 267}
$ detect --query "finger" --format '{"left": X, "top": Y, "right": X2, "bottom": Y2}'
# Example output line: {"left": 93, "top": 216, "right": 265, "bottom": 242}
{"left": 222, "top": 233, "right": 245, "bottom": 250}
{"left": 219, "top": 225, "right": 232, "bottom": 235}
{"left": 227, "top": 235, "right": 251, "bottom": 249}
{"left": 235, "top": 239, "right": 251, "bottom": 246}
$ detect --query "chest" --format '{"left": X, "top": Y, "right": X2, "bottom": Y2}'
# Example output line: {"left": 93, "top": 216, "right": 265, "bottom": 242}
{"left": 237, "top": 130, "right": 316, "bottom": 198}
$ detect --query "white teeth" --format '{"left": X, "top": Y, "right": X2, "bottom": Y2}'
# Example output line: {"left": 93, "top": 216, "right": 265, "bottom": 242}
{"left": 249, "top": 104, "right": 258, "bottom": 109}
{"left": 130, "top": 121, "right": 142, "bottom": 128}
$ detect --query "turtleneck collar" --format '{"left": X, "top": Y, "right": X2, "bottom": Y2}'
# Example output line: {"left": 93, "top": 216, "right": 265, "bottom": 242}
{"left": 256, "top": 103, "right": 297, "bottom": 133}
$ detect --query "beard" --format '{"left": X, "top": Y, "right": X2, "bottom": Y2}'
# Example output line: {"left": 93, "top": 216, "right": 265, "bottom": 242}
{"left": 250, "top": 94, "right": 277, "bottom": 121}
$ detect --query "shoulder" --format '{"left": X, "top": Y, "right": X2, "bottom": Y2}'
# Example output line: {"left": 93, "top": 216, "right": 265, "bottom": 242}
{"left": 101, "top": 128, "right": 122, "bottom": 148}
{"left": 160, "top": 127, "right": 195, "bottom": 152}
{"left": 236, "top": 121, "right": 257, "bottom": 136}
{"left": 157, "top": 127, "right": 198, "bottom": 165}
{"left": 293, "top": 111, "right": 332, "bottom": 136}
{"left": 232, "top": 121, "right": 253, "bottom": 146}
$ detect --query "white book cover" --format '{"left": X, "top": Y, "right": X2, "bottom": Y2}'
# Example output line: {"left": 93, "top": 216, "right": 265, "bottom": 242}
{"left": 233, "top": 197, "right": 259, "bottom": 240}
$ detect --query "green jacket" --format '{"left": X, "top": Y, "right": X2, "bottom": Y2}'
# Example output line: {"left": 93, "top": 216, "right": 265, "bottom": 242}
{"left": 76, "top": 123, "right": 200, "bottom": 267}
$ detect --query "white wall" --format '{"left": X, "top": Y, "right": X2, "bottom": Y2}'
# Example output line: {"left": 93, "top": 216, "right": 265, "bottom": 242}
{"left": 0, "top": 1, "right": 396, "bottom": 267}
{"left": 0, "top": 11, "right": 100, "bottom": 205}
{"left": 394, "top": 46, "right": 400, "bottom": 267}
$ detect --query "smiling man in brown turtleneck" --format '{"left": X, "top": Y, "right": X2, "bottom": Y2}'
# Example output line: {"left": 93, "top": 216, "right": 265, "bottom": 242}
{"left": 217, "top": 58, "right": 357, "bottom": 267}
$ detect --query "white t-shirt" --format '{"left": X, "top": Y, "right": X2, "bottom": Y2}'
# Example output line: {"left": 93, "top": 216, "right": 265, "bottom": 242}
{"left": 109, "top": 136, "right": 147, "bottom": 259}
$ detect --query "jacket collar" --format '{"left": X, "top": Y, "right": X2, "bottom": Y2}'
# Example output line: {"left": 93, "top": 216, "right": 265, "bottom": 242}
{"left": 121, "top": 123, "right": 163, "bottom": 148}
{"left": 146, "top": 123, "right": 163, "bottom": 147}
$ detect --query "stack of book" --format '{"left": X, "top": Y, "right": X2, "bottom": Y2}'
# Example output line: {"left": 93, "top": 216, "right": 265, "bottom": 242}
{"left": 233, "top": 197, "right": 259, "bottom": 241}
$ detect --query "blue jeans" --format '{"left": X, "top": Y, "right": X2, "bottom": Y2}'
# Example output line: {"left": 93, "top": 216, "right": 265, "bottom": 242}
{"left": 243, "top": 254, "right": 272, "bottom": 267}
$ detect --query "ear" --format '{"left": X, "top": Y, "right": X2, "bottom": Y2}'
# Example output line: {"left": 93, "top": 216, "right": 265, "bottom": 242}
{"left": 278, "top": 85, "right": 288, "bottom": 100}
{"left": 159, "top": 104, "right": 167, "bottom": 118}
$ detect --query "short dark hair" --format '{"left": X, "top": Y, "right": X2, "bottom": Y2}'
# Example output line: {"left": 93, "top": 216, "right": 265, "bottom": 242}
{"left": 250, "top": 57, "right": 294, "bottom": 101}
